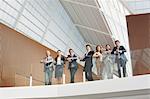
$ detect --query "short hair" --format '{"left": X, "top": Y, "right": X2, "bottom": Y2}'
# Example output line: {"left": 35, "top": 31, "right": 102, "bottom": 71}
{"left": 86, "top": 44, "right": 91, "bottom": 48}
{"left": 106, "top": 44, "right": 111, "bottom": 50}
{"left": 57, "top": 50, "right": 61, "bottom": 52}
{"left": 115, "top": 40, "right": 120, "bottom": 44}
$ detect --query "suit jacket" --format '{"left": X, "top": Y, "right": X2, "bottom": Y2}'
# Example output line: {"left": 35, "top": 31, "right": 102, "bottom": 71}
{"left": 55, "top": 55, "right": 65, "bottom": 65}
{"left": 44, "top": 56, "right": 54, "bottom": 72}
{"left": 81, "top": 51, "right": 94, "bottom": 72}
{"left": 67, "top": 54, "right": 78, "bottom": 69}
{"left": 111, "top": 46, "right": 128, "bottom": 62}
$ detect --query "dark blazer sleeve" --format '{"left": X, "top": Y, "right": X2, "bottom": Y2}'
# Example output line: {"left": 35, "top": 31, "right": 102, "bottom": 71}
{"left": 54, "top": 57, "right": 57, "bottom": 65}
{"left": 61, "top": 56, "right": 66, "bottom": 61}
{"left": 80, "top": 51, "right": 94, "bottom": 61}
{"left": 91, "top": 51, "right": 94, "bottom": 55}
{"left": 111, "top": 47, "right": 116, "bottom": 54}
{"left": 120, "top": 46, "right": 126, "bottom": 54}
{"left": 84, "top": 51, "right": 94, "bottom": 59}
{"left": 73, "top": 55, "right": 77, "bottom": 61}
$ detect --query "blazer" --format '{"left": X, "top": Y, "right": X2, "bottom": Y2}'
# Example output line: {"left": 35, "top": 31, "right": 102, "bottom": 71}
{"left": 81, "top": 51, "right": 94, "bottom": 72}
{"left": 44, "top": 56, "right": 54, "bottom": 72}
{"left": 55, "top": 55, "right": 65, "bottom": 65}
{"left": 111, "top": 46, "right": 128, "bottom": 62}
{"left": 67, "top": 54, "right": 78, "bottom": 69}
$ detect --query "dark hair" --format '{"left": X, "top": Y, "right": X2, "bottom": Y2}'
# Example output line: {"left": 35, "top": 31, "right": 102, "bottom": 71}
{"left": 96, "top": 45, "right": 100, "bottom": 52}
{"left": 115, "top": 40, "right": 120, "bottom": 44}
{"left": 69, "top": 48, "right": 73, "bottom": 54}
{"left": 106, "top": 44, "right": 111, "bottom": 51}
{"left": 57, "top": 50, "right": 61, "bottom": 53}
{"left": 96, "top": 45, "right": 102, "bottom": 53}
{"left": 86, "top": 44, "right": 91, "bottom": 48}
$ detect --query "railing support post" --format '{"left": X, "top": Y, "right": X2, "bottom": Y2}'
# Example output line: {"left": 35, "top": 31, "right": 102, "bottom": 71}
{"left": 63, "top": 74, "right": 65, "bottom": 84}
{"left": 83, "top": 71, "right": 86, "bottom": 82}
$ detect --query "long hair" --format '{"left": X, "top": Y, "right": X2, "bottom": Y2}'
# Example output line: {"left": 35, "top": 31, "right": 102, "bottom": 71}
{"left": 96, "top": 45, "right": 102, "bottom": 53}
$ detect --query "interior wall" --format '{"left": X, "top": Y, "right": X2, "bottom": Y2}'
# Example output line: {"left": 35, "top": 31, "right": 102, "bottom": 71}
{"left": 0, "top": 23, "right": 84, "bottom": 87}
{"left": 126, "top": 13, "right": 150, "bottom": 75}
{"left": 0, "top": 0, "right": 86, "bottom": 57}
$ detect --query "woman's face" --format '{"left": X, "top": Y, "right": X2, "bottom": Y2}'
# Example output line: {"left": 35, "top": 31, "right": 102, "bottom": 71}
{"left": 69, "top": 49, "right": 74, "bottom": 55}
{"left": 97, "top": 46, "right": 101, "bottom": 52}
{"left": 46, "top": 50, "right": 51, "bottom": 56}
{"left": 106, "top": 45, "right": 111, "bottom": 50}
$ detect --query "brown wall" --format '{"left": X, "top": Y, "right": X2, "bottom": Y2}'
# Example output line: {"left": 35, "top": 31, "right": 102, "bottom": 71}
{"left": 126, "top": 13, "right": 150, "bottom": 75}
{"left": 0, "top": 23, "right": 84, "bottom": 87}
{"left": 126, "top": 13, "right": 150, "bottom": 50}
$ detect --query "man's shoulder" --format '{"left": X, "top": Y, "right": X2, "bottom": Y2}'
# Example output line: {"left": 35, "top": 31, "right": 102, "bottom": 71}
{"left": 120, "top": 45, "right": 125, "bottom": 48}
{"left": 90, "top": 51, "right": 94, "bottom": 54}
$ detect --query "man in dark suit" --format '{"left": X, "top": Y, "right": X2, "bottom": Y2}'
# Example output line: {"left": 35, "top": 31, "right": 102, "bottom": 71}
{"left": 80, "top": 44, "right": 94, "bottom": 81}
{"left": 111, "top": 40, "right": 128, "bottom": 78}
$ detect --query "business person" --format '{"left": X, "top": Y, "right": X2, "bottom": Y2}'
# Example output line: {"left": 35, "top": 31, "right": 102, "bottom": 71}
{"left": 102, "top": 44, "right": 114, "bottom": 80}
{"left": 55, "top": 50, "right": 65, "bottom": 84}
{"left": 111, "top": 40, "right": 128, "bottom": 78}
{"left": 80, "top": 44, "right": 94, "bottom": 81}
{"left": 40, "top": 50, "right": 54, "bottom": 85}
{"left": 67, "top": 49, "right": 78, "bottom": 83}
{"left": 93, "top": 45, "right": 103, "bottom": 78}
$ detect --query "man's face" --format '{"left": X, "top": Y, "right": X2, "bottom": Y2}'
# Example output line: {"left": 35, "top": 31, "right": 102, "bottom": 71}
{"left": 58, "top": 51, "right": 62, "bottom": 56}
{"left": 115, "top": 41, "right": 120, "bottom": 47}
{"left": 106, "top": 45, "right": 110, "bottom": 49}
{"left": 86, "top": 46, "right": 91, "bottom": 51}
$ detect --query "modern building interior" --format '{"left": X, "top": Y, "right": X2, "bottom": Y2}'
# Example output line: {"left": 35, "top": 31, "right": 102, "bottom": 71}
{"left": 0, "top": 0, "right": 150, "bottom": 99}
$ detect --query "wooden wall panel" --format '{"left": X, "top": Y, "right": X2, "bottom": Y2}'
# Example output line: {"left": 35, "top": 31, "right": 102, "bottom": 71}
{"left": 0, "top": 23, "right": 84, "bottom": 87}
{"left": 126, "top": 13, "right": 150, "bottom": 75}
{"left": 133, "top": 61, "right": 150, "bottom": 75}
{"left": 127, "top": 13, "right": 150, "bottom": 50}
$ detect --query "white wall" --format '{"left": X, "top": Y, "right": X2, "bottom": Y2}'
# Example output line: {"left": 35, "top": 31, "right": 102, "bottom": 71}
{"left": 0, "top": 0, "right": 86, "bottom": 56}
{"left": 0, "top": 74, "right": 150, "bottom": 98}
{"left": 98, "top": 0, "right": 133, "bottom": 76}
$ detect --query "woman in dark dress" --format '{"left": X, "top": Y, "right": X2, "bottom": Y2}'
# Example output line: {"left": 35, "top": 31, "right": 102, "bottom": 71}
{"left": 67, "top": 49, "right": 78, "bottom": 83}
{"left": 55, "top": 50, "right": 65, "bottom": 84}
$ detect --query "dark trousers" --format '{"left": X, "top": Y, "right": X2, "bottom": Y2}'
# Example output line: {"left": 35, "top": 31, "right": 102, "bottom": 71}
{"left": 117, "top": 59, "right": 127, "bottom": 78}
{"left": 85, "top": 67, "right": 93, "bottom": 81}
{"left": 70, "top": 68, "right": 77, "bottom": 83}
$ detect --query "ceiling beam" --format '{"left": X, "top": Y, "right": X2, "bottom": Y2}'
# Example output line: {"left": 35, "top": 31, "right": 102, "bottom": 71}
{"left": 60, "top": 0, "right": 98, "bottom": 9}
{"left": 74, "top": 23, "right": 112, "bottom": 36}
{"left": 94, "top": 0, "right": 113, "bottom": 36}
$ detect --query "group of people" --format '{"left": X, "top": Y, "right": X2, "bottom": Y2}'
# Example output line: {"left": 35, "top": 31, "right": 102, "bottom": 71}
{"left": 41, "top": 40, "right": 128, "bottom": 85}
